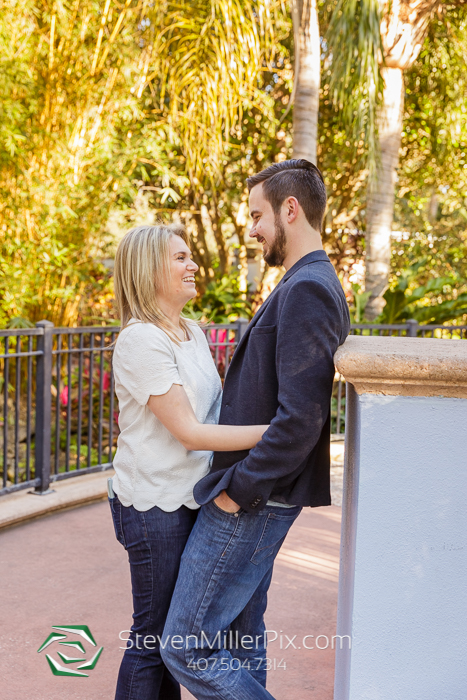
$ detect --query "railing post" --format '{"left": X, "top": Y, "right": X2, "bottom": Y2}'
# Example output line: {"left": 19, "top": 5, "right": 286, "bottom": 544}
{"left": 406, "top": 319, "right": 419, "bottom": 337}
{"left": 32, "top": 320, "right": 54, "bottom": 495}
{"left": 237, "top": 317, "right": 249, "bottom": 341}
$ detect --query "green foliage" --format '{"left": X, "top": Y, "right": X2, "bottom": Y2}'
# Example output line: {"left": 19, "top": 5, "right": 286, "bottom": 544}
{"left": 0, "top": 0, "right": 146, "bottom": 326}
{"left": 349, "top": 284, "right": 371, "bottom": 323}
{"left": 116, "top": 1, "right": 292, "bottom": 294}
{"left": 319, "top": 1, "right": 467, "bottom": 313}
{"left": 379, "top": 262, "right": 467, "bottom": 325}
{"left": 0, "top": 0, "right": 282, "bottom": 327}
{"left": 385, "top": 7, "right": 467, "bottom": 325}
{"left": 144, "top": 0, "right": 277, "bottom": 183}
{"left": 394, "top": 7, "right": 467, "bottom": 281}
{"left": 324, "top": 0, "right": 384, "bottom": 177}
{"left": 187, "top": 270, "right": 253, "bottom": 323}
{"left": 1, "top": 0, "right": 467, "bottom": 329}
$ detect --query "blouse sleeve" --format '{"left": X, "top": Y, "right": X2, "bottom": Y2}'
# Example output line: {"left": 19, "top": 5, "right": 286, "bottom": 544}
{"left": 114, "top": 324, "right": 183, "bottom": 406}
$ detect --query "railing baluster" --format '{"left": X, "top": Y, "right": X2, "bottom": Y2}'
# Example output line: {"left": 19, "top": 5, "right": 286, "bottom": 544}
{"left": 76, "top": 334, "right": 84, "bottom": 470}
{"left": 65, "top": 332, "right": 72, "bottom": 471}
{"left": 54, "top": 334, "right": 61, "bottom": 476}
{"left": 336, "top": 376, "right": 343, "bottom": 435}
{"left": 214, "top": 328, "right": 220, "bottom": 371}
{"left": 108, "top": 332, "right": 115, "bottom": 464}
{"left": 26, "top": 336, "right": 33, "bottom": 482}
{"left": 3, "top": 337, "right": 9, "bottom": 488}
{"left": 87, "top": 333, "right": 94, "bottom": 469}
{"left": 225, "top": 327, "right": 233, "bottom": 367}
{"left": 98, "top": 333, "right": 105, "bottom": 466}
{"left": 14, "top": 337, "right": 21, "bottom": 485}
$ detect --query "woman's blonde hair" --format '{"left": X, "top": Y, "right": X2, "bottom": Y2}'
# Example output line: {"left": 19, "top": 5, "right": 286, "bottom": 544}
{"left": 114, "top": 223, "right": 193, "bottom": 343}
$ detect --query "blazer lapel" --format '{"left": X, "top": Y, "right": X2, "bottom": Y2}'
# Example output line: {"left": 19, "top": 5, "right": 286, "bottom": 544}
{"left": 230, "top": 251, "right": 331, "bottom": 363}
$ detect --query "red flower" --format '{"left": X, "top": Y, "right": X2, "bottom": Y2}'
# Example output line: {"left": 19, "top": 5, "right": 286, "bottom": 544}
{"left": 103, "top": 372, "right": 111, "bottom": 391}
{"left": 60, "top": 385, "right": 69, "bottom": 407}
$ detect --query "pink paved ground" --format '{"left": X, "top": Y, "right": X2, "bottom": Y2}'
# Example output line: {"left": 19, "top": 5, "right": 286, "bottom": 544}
{"left": 0, "top": 501, "right": 341, "bottom": 700}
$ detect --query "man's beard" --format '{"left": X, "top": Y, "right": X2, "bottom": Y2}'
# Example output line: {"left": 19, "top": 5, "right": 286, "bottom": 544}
{"left": 263, "top": 215, "right": 287, "bottom": 267}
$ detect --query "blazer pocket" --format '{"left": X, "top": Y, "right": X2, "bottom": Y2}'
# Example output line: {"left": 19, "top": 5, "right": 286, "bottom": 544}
{"left": 250, "top": 324, "right": 277, "bottom": 335}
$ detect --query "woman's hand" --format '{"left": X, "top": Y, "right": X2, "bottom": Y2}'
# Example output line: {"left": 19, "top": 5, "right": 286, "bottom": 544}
{"left": 147, "top": 384, "right": 269, "bottom": 452}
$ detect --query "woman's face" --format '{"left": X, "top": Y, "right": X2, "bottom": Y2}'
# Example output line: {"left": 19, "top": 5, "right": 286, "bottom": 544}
{"left": 163, "top": 235, "right": 199, "bottom": 306}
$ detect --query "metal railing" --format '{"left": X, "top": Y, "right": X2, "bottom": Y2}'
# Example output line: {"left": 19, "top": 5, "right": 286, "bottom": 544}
{"left": 1, "top": 319, "right": 465, "bottom": 496}
{"left": 0, "top": 320, "right": 248, "bottom": 497}
{"left": 350, "top": 320, "right": 467, "bottom": 339}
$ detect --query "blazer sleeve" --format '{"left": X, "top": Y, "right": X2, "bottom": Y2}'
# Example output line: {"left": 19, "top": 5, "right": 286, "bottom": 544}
{"left": 225, "top": 276, "right": 342, "bottom": 512}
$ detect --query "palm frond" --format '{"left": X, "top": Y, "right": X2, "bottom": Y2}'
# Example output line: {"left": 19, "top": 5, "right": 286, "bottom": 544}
{"left": 143, "top": 0, "right": 277, "bottom": 183}
{"left": 325, "top": 0, "right": 385, "bottom": 175}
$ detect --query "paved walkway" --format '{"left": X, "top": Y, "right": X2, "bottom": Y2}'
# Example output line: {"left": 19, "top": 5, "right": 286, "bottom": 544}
{"left": 0, "top": 500, "right": 341, "bottom": 700}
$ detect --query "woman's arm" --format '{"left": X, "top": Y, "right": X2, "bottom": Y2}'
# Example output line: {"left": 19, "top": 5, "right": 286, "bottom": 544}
{"left": 147, "top": 384, "right": 268, "bottom": 452}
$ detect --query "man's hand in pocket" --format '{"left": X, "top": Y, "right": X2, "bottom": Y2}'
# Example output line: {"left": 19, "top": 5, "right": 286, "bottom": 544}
{"left": 214, "top": 490, "right": 241, "bottom": 513}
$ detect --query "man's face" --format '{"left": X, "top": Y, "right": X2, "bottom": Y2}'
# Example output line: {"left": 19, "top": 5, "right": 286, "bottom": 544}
{"left": 248, "top": 183, "right": 287, "bottom": 267}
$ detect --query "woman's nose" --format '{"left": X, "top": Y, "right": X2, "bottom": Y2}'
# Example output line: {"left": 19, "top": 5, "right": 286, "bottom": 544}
{"left": 188, "top": 259, "right": 198, "bottom": 272}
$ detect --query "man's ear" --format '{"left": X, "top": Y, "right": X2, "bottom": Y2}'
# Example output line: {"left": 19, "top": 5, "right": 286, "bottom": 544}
{"left": 285, "top": 196, "right": 300, "bottom": 223}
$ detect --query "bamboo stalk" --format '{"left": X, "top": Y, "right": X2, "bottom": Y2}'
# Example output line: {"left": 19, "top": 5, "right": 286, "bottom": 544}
{"left": 91, "top": 0, "right": 112, "bottom": 76}
{"left": 49, "top": 14, "right": 56, "bottom": 71}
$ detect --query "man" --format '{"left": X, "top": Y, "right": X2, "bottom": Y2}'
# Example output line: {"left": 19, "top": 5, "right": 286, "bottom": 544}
{"left": 161, "top": 159, "right": 350, "bottom": 699}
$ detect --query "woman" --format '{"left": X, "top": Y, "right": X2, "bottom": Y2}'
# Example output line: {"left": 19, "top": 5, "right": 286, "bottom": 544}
{"left": 109, "top": 223, "right": 267, "bottom": 700}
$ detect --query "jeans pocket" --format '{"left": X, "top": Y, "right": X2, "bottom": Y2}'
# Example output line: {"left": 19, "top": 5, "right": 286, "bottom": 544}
{"left": 250, "top": 511, "right": 300, "bottom": 565}
{"left": 210, "top": 499, "right": 242, "bottom": 517}
{"left": 109, "top": 496, "right": 127, "bottom": 548}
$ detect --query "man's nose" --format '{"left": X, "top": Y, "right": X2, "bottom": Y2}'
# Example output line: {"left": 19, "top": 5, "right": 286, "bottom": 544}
{"left": 248, "top": 227, "right": 257, "bottom": 239}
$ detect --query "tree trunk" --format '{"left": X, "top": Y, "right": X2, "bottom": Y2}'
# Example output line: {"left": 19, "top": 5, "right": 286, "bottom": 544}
{"left": 292, "top": 0, "right": 320, "bottom": 165}
{"left": 365, "top": 66, "right": 404, "bottom": 320}
{"left": 364, "top": 0, "right": 442, "bottom": 317}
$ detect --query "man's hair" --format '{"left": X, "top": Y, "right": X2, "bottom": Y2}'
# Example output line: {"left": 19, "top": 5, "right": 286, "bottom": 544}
{"left": 246, "top": 159, "right": 326, "bottom": 232}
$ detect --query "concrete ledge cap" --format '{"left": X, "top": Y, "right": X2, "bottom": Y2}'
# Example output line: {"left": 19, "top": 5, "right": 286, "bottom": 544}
{"left": 334, "top": 336, "right": 467, "bottom": 398}
{"left": 0, "top": 470, "right": 113, "bottom": 530}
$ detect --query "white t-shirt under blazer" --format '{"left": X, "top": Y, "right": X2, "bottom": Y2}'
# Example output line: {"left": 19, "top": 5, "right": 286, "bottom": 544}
{"left": 112, "top": 319, "right": 222, "bottom": 512}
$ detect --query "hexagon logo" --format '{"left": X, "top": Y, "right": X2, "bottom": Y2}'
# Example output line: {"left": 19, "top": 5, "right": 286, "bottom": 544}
{"left": 37, "top": 625, "right": 103, "bottom": 677}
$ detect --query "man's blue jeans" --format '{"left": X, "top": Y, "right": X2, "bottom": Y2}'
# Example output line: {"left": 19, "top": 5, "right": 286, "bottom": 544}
{"left": 109, "top": 494, "right": 198, "bottom": 700}
{"left": 161, "top": 499, "right": 302, "bottom": 700}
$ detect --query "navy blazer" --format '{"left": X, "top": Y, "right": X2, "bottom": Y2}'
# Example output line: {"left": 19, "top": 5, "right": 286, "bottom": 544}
{"left": 194, "top": 250, "right": 351, "bottom": 513}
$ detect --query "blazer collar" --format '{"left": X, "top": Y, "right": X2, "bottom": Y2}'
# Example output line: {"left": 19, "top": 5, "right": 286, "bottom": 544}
{"left": 282, "top": 249, "right": 330, "bottom": 283}
{"left": 232, "top": 250, "right": 331, "bottom": 359}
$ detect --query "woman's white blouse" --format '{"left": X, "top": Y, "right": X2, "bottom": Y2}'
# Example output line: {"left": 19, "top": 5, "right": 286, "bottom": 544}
{"left": 111, "top": 320, "right": 222, "bottom": 512}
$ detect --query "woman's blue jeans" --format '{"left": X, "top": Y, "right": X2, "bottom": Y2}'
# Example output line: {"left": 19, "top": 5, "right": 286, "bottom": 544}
{"left": 109, "top": 494, "right": 198, "bottom": 700}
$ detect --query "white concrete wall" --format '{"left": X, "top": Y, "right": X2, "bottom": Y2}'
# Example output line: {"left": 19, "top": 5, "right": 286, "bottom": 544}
{"left": 335, "top": 387, "right": 467, "bottom": 700}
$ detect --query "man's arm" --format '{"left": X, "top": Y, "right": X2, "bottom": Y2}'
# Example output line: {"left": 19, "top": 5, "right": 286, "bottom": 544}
{"left": 223, "top": 276, "right": 344, "bottom": 513}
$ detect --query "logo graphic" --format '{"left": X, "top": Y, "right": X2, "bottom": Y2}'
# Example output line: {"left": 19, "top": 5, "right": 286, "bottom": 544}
{"left": 37, "top": 625, "right": 103, "bottom": 677}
